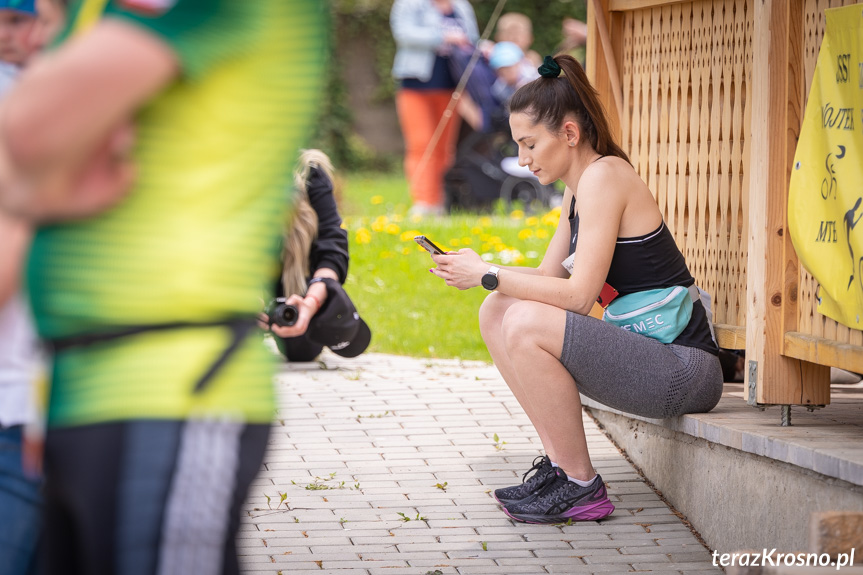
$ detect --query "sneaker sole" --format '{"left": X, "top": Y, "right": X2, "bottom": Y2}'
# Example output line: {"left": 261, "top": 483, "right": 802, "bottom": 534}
{"left": 502, "top": 498, "right": 615, "bottom": 524}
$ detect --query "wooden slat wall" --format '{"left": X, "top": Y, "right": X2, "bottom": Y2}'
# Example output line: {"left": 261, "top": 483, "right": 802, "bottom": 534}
{"left": 599, "top": 0, "right": 861, "bottom": 387}
{"left": 619, "top": 1, "right": 750, "bottom": 331}
{"left": 797, "top": 0, "right": 863, "bottom": 349}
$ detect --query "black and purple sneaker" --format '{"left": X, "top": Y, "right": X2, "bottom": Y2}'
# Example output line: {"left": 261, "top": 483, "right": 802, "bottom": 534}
{"left": 501, "top": 468, "right": 614, "bottom": 524}
{"left": 493, "top": 455, "right": 554, "bottom": 506}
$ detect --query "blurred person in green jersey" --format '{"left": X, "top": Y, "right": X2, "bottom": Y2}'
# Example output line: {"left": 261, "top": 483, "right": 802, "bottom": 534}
{"left": 0, "top": 1, "right": 326, "bottom": 573}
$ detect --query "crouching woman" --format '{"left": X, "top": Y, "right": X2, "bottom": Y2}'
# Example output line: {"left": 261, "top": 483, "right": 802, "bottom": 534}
{"left": 429, "top": 54, "right": 723, "bottom": 524}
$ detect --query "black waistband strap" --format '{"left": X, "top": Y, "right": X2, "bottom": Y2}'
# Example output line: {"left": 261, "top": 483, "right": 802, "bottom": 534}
{"left": 190, "top": 320, "right": 257, "bottom": 393}
{"left": 46, "top": 318, "right": 258, "bottom": 394}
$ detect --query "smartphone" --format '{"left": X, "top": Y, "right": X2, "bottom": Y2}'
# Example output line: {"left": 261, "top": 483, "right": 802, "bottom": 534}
{"left": 414, "top": 235, "right": 446, "bottom": 255}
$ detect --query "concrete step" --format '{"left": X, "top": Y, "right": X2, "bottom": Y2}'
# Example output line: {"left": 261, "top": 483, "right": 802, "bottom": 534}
{"left": 581, "top": 387, "right": 863, "bottom": 554}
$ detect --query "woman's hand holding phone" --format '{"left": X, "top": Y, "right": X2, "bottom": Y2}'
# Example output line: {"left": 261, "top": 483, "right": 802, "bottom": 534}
{"left": 429, "top": 248, "right": 486, "bottom": 290}
{"left": 414, "top": 235, "right": 446, "bottom": 255}
{"left": 416, "top": 234, "right": 488, "bottom": 290}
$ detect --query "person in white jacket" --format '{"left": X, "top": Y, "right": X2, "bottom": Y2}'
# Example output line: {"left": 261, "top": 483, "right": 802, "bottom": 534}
{"left": 390, "top": 0, "right": 478, "bottom": 215}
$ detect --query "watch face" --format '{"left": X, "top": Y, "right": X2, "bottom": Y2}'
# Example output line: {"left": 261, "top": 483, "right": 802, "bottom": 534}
{"left": 482, "top": 273, "right": 498, "bottom": 290}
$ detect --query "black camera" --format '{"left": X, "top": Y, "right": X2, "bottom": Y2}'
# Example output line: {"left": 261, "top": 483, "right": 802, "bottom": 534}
{"left": 265, "top": 297, "right": 298, "bottom": 327}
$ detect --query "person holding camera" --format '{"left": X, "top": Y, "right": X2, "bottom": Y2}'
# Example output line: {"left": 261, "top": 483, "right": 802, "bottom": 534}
{"left": 263, "top": 150, "right": 369, "bottom": 361}
{"left": 429, "top": 54, "right": 722, "bottom": 524}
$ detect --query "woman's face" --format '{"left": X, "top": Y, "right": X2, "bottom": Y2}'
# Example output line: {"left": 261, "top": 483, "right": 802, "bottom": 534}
{"left": 510, "top": 111, "right": 570, "bottom": 186}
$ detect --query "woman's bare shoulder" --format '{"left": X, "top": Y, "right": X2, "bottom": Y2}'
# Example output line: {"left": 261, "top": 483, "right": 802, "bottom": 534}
{"left": 578, "top": 157, "right": 639, "bottom": 203}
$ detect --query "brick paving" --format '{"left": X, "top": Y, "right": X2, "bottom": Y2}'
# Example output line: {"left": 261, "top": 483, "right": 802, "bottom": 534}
{"left": 238, "top": 350, "right": 721, "bottom": 575}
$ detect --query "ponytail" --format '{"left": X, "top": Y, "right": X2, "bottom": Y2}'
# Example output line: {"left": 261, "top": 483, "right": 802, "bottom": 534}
{"left": 509, "top": 54, "right": 630, "bottom": 164}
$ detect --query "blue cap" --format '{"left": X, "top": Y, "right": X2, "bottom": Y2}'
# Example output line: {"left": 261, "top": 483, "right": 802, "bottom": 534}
{"left": 489, "top": 41, "right": 524, "bottom": 70}
{"left": 0, "top": 0, "right": 35, "bottom": 14}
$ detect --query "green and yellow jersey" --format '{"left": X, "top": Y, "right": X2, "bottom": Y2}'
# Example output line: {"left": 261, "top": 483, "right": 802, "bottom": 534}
{"left": 27, "top": 0, "right": 326, "bottom": 427}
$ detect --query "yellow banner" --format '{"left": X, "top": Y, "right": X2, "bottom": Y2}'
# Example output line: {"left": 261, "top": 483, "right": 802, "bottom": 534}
{"left": 789, "top": 4, "right": 863, "bottom": 330}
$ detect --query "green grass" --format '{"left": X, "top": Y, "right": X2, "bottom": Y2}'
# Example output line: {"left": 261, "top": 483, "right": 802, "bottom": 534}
{"left": 339, "top": 171, "right": 559, "bottom": 361}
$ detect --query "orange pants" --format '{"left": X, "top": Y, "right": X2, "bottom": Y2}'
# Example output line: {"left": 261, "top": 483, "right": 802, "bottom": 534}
{"left": 396, "top": 89, "right": 461, "bottom": 208}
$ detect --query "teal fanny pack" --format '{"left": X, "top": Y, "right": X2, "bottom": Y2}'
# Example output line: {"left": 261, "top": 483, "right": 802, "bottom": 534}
{"left": 602, "top": 285, "right": 699, "bottom": 343}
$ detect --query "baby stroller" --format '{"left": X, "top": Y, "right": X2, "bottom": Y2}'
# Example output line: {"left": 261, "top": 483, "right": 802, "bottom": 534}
{"left": 445, "top": 125, "right": 560, "bottom": 212}
{"left": 444, "top": 47, "right": 559, "bottom": 213}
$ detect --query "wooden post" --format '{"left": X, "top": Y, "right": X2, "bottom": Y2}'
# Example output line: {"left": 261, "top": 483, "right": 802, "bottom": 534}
{"left": 746, "top": 0, "right": 829, "bottom": 407}
{"left": 590, "top": 0, "right": 624, "bottom": 121}
{"left": 587, "top": 0, "right": 622, "bottom": 142}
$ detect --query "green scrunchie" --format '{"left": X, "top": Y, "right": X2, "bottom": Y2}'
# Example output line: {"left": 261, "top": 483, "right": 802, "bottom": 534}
{"left": 538, "top": 55, "right": 561, "bottom": 78}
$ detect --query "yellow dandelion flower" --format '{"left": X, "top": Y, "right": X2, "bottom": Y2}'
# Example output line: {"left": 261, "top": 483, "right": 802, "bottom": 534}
{"left": 479, "top": 216, "right": 493, "bottom": 227}
{"left": 471, "top": 226, "right": 483, "bottom": 235}
{"left": 356, "top": 228, "right": 372, "bottom": 244}
{"left": 536, "top": 229, "right": 549, "bottom": 239}
{"left": 400, "top": 230, "right": 422, "bottom": 242}
{"left": 541, "top": 206, "right": 561, "bottom": 224}
{"left": 518, "top": 229, "right": 534, "bottom": 240}
{"left": 461, "top": 237, "right": 473, "bottom": 245}
{"left": 371, "top": 221, "right": 385, "bottom": 232}
{"left": 510, "top": 209, "right": 524, "bottom": 220}
{"left": 370, "top": 195, "right": 384, "bottom": 205}
{"left": 526, "top": 216, "right": 539, "bottom": 227}
{"left": 385, "top": 223, "right": 401, "bottom": 235}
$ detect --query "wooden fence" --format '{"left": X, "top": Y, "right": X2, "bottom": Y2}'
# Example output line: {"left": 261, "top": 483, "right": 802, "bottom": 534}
{"left": 586, "top": 0, "right": 863, "bottom": 409}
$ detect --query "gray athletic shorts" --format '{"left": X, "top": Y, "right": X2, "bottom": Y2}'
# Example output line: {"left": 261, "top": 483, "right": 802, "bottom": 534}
{"left": 560, "top": 312, "right": 724, "bottom": 419}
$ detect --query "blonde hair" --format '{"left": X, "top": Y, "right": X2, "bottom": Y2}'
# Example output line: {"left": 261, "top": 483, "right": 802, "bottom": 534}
{"left": 281, "top": 149, "right": 335, "bottom": 297}
{"left": 495, "top": 12, "right": 533, "bottom": 44}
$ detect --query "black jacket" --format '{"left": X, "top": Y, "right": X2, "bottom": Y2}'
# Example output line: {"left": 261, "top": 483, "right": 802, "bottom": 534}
{"left": 276, "top": 166, "right": 349, "bottom": 297}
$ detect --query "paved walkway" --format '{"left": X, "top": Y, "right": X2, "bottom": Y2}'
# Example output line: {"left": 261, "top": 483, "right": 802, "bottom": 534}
{"left": 238, "top": 350, "right": 722, "bottom": 575}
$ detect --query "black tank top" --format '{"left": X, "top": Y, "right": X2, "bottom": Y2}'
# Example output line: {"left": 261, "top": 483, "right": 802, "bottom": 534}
{"left": 568, "top": 198, "right": 718, "bottom": 355}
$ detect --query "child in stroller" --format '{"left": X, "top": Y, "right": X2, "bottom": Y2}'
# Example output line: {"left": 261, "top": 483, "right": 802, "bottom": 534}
{"left": 445, "top": 42, "right": 559, "bottom": 212}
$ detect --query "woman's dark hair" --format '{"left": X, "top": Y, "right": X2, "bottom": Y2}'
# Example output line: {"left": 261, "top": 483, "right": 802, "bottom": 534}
{"left": 509, "top": 54, "right": 630, "bottom": 164}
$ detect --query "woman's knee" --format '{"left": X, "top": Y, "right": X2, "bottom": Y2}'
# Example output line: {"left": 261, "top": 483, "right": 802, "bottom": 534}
{"left": 500, "top": 301, "right": 543, "bottom": 348}
{"left": 478, "top": 292, "right": 512, "bottom": 337}
{"left": 499, "top": 301, "right": 568, "bottom": 358}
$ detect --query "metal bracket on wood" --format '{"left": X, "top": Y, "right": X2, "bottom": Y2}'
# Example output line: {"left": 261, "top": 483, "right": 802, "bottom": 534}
{"left": 746, "top": 359, "right": 826, "bottom": 424}
{"left": 747, "top": 360, "right": 758, "bottom": 406}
